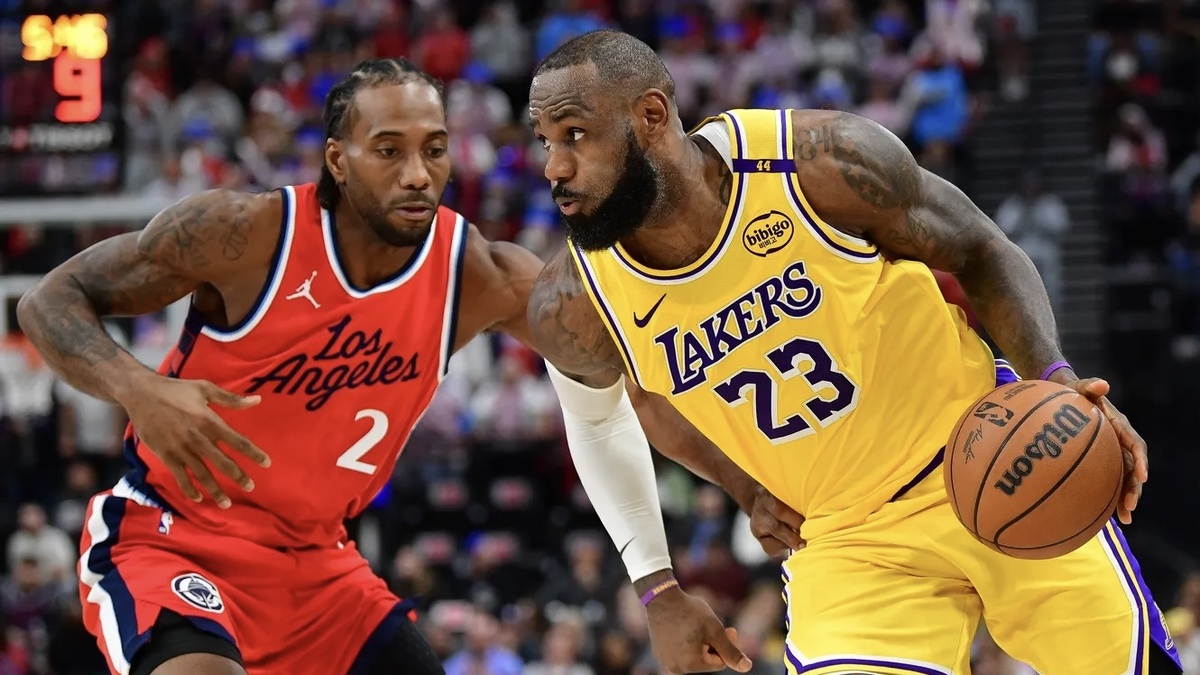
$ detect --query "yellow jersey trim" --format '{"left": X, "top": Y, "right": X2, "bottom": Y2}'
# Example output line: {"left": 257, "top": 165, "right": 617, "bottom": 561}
{"left": 564, "top": 244, "right": 646, "bottom": 388}
{"left": 776, "top": 109, "right": 879, "bottom": 259}
{"left": 607, "top": 113, "right": 748, "bottom": 284}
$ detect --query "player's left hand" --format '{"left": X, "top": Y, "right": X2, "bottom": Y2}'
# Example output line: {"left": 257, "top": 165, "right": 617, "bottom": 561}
{"left": 645, "top": 585, "right": 752, "bottom": 673}
{"left": 749, "top": 485, "right": 805, "bottom": 556}
{"left": 1064, "top": 377, "right": 1148, "bottom": 525}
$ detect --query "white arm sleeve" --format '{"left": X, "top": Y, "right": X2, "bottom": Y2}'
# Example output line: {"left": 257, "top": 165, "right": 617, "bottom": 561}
{"left": 544, "top": 360, "right": 672, "bottom": 581}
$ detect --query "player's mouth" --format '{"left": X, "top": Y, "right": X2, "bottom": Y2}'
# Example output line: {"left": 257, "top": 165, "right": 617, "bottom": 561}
{"left": 557, "top": 199, "right": 580, "bottom": 215}
{"left": 393, "top": 202, "right": 434, "bottom": 220}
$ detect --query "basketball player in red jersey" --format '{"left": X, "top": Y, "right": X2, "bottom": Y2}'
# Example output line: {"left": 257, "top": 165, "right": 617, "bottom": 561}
{"left": 16, "top": 59, "right": 776, "bottom": 675}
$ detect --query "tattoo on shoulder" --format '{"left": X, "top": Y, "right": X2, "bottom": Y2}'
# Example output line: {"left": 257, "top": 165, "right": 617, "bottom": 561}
{"left": 790, "top": 111, "right": 977, "bottom": 270}
{"left": 527, "top": 251, "right": 624, "bottom": 378}
{"left": 138, "top": 189, "right": 262, "bottom": 273}
{"left": 795, "top": 123, "right": 834, "bottom": 162}
{"left": 791, "top": 112, "right": 920, "bottom": 210}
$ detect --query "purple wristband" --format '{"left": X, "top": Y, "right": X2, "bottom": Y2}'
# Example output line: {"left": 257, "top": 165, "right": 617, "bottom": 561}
{"left": 640, "top": 579, "right": 679, "bottom": 607}
{"left": 1040, "top": 360, "right": 1072, "bottom": 381}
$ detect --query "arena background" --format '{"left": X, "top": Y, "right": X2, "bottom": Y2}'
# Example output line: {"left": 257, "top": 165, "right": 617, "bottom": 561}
{"left": 1, "top": 0, "right": 1199, "bottom": 673}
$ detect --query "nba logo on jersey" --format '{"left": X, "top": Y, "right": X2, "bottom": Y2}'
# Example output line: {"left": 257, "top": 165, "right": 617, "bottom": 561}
{"left": 171, "top": 573, "right": 225, "bottom": 613}
{"left": 158, "top": 512, "right": 173, "bottom": 535}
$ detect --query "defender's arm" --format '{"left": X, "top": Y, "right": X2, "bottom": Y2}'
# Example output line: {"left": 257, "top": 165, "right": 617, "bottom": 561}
{"left": 16, "top": 189, "right": 278, "bottom": 405}
{"left": 790, "top": 110, "right": 1065, "bottom": 382}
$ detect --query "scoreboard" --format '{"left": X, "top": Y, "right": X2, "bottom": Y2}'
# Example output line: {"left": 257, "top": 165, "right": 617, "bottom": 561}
{"left": 0, "top": 1, "right": 123, "bottom": 196}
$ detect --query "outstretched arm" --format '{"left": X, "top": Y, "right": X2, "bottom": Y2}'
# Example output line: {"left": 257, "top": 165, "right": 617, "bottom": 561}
{"left": 790, "top": 110, "right": 1147, "bottom": 522}
{"left": 17, "top": 189, "right": 278, "bottom": 405}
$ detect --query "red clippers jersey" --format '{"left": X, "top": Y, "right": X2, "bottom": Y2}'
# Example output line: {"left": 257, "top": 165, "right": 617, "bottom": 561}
{"left": 120, "top": 183, "right": 468, "bottom": 548}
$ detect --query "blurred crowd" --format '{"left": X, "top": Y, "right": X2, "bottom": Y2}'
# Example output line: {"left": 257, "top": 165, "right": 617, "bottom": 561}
{"left": 1, "top": 0, "right": 1190, "bottom": 674}
{"left": 1091, "top": 0, "right": 1200, "bottom": 359}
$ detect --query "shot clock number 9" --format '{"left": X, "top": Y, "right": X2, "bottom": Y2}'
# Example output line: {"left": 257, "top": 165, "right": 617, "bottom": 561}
{"left": 21, "top": 13, "right": 109, "bottom": 124}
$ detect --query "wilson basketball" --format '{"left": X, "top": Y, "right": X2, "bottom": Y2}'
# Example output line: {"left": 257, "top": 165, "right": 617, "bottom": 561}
{"left": 944, "top": 380, "right": 1124, "bottom": 560}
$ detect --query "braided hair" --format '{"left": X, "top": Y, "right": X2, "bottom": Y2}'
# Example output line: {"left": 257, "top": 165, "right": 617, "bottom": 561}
{"left": 316, "top": 59, "right": 445, "bottom": 211}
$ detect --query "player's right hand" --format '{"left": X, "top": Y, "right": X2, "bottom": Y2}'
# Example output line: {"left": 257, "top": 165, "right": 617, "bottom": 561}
{"left": 749, "top": 485, "right": 806, "bottom": 556}
{"left": 125, "top": 377, "right": 270, "bottom": 509}
{"left": 645, "top": 586, "right": 751, "bottom": 673}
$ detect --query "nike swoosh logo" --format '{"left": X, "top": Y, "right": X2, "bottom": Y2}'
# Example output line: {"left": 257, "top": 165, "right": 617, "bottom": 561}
{"left": 618, "top": 538, "right": 635, "bottom": 555}
{"left": 633, "top": 294, "right": 667, "bottom": 328}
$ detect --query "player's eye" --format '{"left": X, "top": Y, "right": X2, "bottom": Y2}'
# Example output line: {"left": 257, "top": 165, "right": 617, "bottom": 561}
{"left": 376, "top": 147, "right": 397, "bottom": 158}
{"left": 569, "top": 128, "right": 585, "bottom": 142}
{"left": 427, "top": 146, "right": 447, "bottom": 159}
{"left": 536, "top": 135, "right": 549, "bottom": 150}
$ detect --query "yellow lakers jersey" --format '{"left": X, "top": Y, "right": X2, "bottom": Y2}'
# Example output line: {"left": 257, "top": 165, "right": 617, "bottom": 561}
{"left": 568, "top": 109, "right": 999, "bottom": 539}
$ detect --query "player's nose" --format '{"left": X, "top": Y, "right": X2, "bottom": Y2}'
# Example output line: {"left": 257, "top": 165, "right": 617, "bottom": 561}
{"left": 398, "top": 153, "right": 432, "bottom": 191}
{"left": 543, "top": 146, "right": 575, "bottom": 185}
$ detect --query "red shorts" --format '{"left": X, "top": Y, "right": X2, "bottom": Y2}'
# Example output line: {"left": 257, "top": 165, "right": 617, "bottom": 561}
{"left": 78, "top": 490, "right": 406, "bottom": 675}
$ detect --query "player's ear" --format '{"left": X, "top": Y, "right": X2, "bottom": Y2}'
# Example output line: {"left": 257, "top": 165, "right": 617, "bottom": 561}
{"left": 325, "top": 138, "right": 347, "bottom": 185}
{"left": 637, "top": 89, "right": 672, "bottom": 142}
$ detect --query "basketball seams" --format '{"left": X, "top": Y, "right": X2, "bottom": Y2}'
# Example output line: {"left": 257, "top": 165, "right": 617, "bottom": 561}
{"left": 967, "top": 388, "right": 1076, "bottom": 536}
{"left": 996, "top": 474, "right": 1121, "bottom": 553}
{"left": 990, "top": 408, "right": 1104, "bottom": 545}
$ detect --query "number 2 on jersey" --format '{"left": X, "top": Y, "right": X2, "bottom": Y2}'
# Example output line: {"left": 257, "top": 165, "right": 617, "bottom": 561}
{"left": 713, "top": 337, "right": 858, "bottom": 444}
{"left": 336, "top": 408, "right": 389, "bottom": 475}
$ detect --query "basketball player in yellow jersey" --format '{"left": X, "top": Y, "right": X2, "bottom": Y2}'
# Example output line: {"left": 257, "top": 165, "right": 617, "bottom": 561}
{"left": 524, "top": 30, "right": 1182, "bottom": 675}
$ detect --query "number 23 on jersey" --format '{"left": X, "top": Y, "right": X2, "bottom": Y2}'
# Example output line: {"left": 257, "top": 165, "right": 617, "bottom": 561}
{"left": 714, "top": 337, "right": 859, "bottom": 444}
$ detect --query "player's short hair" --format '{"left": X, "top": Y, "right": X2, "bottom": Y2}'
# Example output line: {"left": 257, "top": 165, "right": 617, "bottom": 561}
{"left": 533, "top": 29, "right": 675, "bottom": 106}
{"left": 317, "top": 59, "right": 445, "bottom": 211}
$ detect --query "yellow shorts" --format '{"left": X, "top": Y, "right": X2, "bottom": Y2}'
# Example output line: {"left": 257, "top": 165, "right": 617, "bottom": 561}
{"left": 781, "top": 470, "right": 1179, "bottom": 675}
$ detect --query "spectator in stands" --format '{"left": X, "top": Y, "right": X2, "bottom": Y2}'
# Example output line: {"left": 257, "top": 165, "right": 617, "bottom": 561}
{"left": 471, "top": 1, "right": 533, "bottom": 115}
{"left": 469, "top": 351, "right": 560, "bottom": 444}
{"left": 170, "top": 70, "right": 244, "bottom": 154}
{"left": 0, "top": 614, "right": 25, "bottom": 675}
{"left": 54, "top": 331, "right": 127, "bottom": 485}
{"left": 995, "top": 170, "right": 1072, "bottom": 316}
{"left": 1105, "top": 103, "right": 1171, "bottom": 259}
{"left": 525, "top": 616, "right": 595, "bottom": 675}
{"left": 1167, "top": 176, "right": 1200, "bottom": 357}
{"left": 657, "top": 17, "right": 719, "bottom": 127}
{"left": 906, "top": 47, "right": 970, "bottom": 180}
{"left": 921, "top": 0, "right": 987, "bottom": 79}
{"left": 866, "top": 4, "right": 914, "bottom": 93}
{"left": 5, "top": 505, "right": 72, "bottom": 590}
{"left": 414, "top": 7, "right": 472, "bottom": 84}
{"left": 857, "top": 75, "right": 912, "bottom": 138}
{"left": 1171, "top": 132, "right": 1200, "bottom": 214}
{"left": 813, "top": 0, "right": 868, "bottom": 90}
{"left": 48, "top": 460, "right": 98, "bottom": 541}
{"left": 140, "top": 153, "right": 207, "bottom": 201}
{"left": 1168, "top": 573, "right": 1200, "bottom": 673}
{"left": 536, "top": 0, "right": 607, "bottom": 62}
{"left": 991, "top": 0, "right": 1036, "bottom": 101}
{"left": 444, "top": 608, "right": 524, "bottom": 675}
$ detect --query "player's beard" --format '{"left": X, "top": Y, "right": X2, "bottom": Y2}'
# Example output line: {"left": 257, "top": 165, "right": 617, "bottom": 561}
{"left": 342, "top": 176, "right": 435, "bottom": 248}
{"left": 557, "top": 128, "right": 659, "bottom": 252}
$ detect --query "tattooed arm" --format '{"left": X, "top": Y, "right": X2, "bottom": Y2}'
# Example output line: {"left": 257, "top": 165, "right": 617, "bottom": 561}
{"left": 527, "top": 247, "right": 760, "bottom": 671}
{"left": 525, "top": 249, "right": 758, "bottom": 502}
{"left": 525, "top": 249, "right": 773, "bottom": 580}
{"left": 16, "top": 189, "right": 279, "bottom": 405}
{"left": 790, "top": 110, "right": 1149, "bottom": 524}
{"left": 790, "top": 109, "right": 1062, "bottom": 380}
